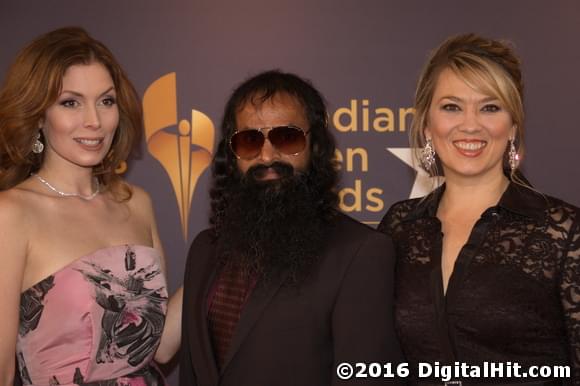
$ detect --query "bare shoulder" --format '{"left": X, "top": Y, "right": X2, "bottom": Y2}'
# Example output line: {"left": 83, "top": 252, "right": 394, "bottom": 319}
{"left": 124, "top": 183, "right": 165, "bottom": 261}
{"left": 125, "top": 183, "right": 156, "bottom": 220}
{"left": 0, "top": 187, "right": 32, "bottom": 264}
{"left": 128, "top": 183, "right": 153, "bottom": 204}
{"left": 0, "top": 188, "right": 32, "bottom": 227}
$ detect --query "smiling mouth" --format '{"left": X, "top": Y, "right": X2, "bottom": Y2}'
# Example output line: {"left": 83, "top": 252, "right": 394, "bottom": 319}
{"left": 453, "top": 140, "right": 487, "bottom": 152}
{"left": 74, "top": 138, "right": 104, "bottom": 146}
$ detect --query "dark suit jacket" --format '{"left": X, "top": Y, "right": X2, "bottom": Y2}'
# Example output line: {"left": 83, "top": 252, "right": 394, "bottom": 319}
{"left": 180, "top": 212, "right": 404, "bottom": 386}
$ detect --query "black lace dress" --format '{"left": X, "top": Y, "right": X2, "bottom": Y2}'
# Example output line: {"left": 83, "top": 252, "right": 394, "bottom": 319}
{"left": 379, "top": 182, "right": 580, "bottom": 385}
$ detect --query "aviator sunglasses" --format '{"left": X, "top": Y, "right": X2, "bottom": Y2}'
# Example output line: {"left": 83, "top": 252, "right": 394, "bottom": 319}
{"left": 229, "top": 125, "right": 310, "bottom": 160}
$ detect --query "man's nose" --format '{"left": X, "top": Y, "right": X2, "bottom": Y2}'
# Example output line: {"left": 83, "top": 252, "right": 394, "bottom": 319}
{"left": 258, "top": 136, "right": 278, "bottom": 163}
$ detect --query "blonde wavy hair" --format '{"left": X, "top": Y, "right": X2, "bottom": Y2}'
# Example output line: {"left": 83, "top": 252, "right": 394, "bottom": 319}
{"left": 410, "top": 33, "right": 524, "bottom": 180}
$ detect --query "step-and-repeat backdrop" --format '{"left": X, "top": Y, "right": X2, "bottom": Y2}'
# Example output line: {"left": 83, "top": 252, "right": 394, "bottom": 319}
{"left": 2, "top": 0, "right": 579, "bottom": 382}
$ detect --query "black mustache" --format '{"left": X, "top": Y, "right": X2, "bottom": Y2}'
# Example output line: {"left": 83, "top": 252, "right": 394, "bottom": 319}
{"left": 247, "top": 162, "right": 294, "bottom": 179}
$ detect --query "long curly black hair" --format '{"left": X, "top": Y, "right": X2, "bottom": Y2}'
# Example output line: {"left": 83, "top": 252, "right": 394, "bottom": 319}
{"left": 210, "top": 70, "right": 339, "bottom": 235}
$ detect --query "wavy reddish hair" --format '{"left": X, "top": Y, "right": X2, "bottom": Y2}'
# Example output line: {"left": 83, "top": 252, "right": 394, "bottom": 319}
{"left": 0, "top": 26, "right": 142, "bottom": 199}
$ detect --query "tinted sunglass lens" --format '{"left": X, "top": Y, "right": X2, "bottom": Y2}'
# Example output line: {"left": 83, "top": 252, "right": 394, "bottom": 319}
{"left": 231, "top": 130, "right": 264, "bottom": 159}
{"left": 269, "top": 126, "right": 306, "bottom": 155}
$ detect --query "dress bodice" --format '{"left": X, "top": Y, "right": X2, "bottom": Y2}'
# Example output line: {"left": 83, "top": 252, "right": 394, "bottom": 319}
{"left": 17, "top": 244, "right": 168, "bottom": 386}
{"left": 379, "top": 182, "right": 580, "bottom": 383}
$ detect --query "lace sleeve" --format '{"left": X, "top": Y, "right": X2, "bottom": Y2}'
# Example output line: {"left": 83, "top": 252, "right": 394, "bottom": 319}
{"left": 378, "top": 199, "right": 416, "bottom": 236}
{"left": 377, "top": 204, "right": 399, "bottom": 236}
{"left": 560, "top": 210, "right": 580, "bottom": 385}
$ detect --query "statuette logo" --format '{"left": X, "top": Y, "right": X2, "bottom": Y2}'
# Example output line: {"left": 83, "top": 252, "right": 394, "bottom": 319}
{"left": 143, "top": 73, "right": 214, "bottom": 239}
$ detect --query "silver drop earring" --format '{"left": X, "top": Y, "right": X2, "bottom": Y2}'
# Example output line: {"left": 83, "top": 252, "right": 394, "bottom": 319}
{"left": 421, "top": 138, "right": 436, "bottom": 171}
{"left": 32, "top": 132, "right": 44, "bottom": 154}
{"left": 508, "top": 138, "right": 519, "bottom": 173}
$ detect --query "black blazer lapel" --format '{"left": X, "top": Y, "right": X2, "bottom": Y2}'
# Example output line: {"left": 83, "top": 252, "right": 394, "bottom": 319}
{"left": 189, "top": 240, "right": 220, "bottom": 384}
{"left": 219, "top": 270, "right": 289, "bottom": 374}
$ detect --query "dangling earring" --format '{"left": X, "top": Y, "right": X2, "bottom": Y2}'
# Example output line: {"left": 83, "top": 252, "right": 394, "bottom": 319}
{"left": 508, "top": 138, "right": 519, "bottom": 173}
{"left": 421, "top": 138, "right": 436, "bottom": 171}
{"left": 32, "top": 132, "right": 44, "bottom": 154}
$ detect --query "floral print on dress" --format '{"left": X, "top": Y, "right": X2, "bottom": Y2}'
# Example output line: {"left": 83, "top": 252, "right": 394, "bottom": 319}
{"left": 76, "top": 246, "right": 167, "bottom": 368}
{"left": 18, "top": 276, "right": 55, "bottom": 384}
{"left": 19, "top": 275, "right": 55, "bottom": 337}
{"left": 16, "top": 245, "right": 167, "bottom": 386}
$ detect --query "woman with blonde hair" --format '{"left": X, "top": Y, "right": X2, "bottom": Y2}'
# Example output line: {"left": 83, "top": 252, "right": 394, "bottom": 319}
{"left": 0, "top": 27, "right": 180, "bottom": 386}
{"left": 379, "top": 34, "right": 579, "bottom": 384}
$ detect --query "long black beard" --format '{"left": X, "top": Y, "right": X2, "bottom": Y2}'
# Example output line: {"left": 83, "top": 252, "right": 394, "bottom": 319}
{"left": 214, "top": 162, "right": 330, "bottom": 285}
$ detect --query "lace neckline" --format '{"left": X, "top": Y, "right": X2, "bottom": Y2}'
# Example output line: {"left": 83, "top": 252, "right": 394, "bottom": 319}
{"left": 405, "top": 180, "right": 547, "bottom": 223}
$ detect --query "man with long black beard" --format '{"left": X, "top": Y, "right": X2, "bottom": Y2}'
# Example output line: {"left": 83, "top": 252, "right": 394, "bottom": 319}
{"left": 180, "top": 70, "right": 403, "bottom": 386}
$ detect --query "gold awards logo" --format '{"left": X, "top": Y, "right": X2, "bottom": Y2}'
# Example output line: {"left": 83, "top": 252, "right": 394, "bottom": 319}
{"left": 143, "top": 73, "right": 214, "bottom": 239}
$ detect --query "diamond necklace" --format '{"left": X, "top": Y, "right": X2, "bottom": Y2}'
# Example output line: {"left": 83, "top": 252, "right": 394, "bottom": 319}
{"left": 31, "top": 173, "right": 100, "bottom": 201}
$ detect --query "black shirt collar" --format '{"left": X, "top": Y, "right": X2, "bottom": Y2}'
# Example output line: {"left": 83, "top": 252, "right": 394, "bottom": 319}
{"left": 405, "top": 179, "right": 547, "bottom": 222}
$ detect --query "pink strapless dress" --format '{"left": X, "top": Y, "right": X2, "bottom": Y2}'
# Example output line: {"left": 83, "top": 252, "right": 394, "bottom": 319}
{"left": 17, "top": 245, "right": 168, "bottom": 386}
